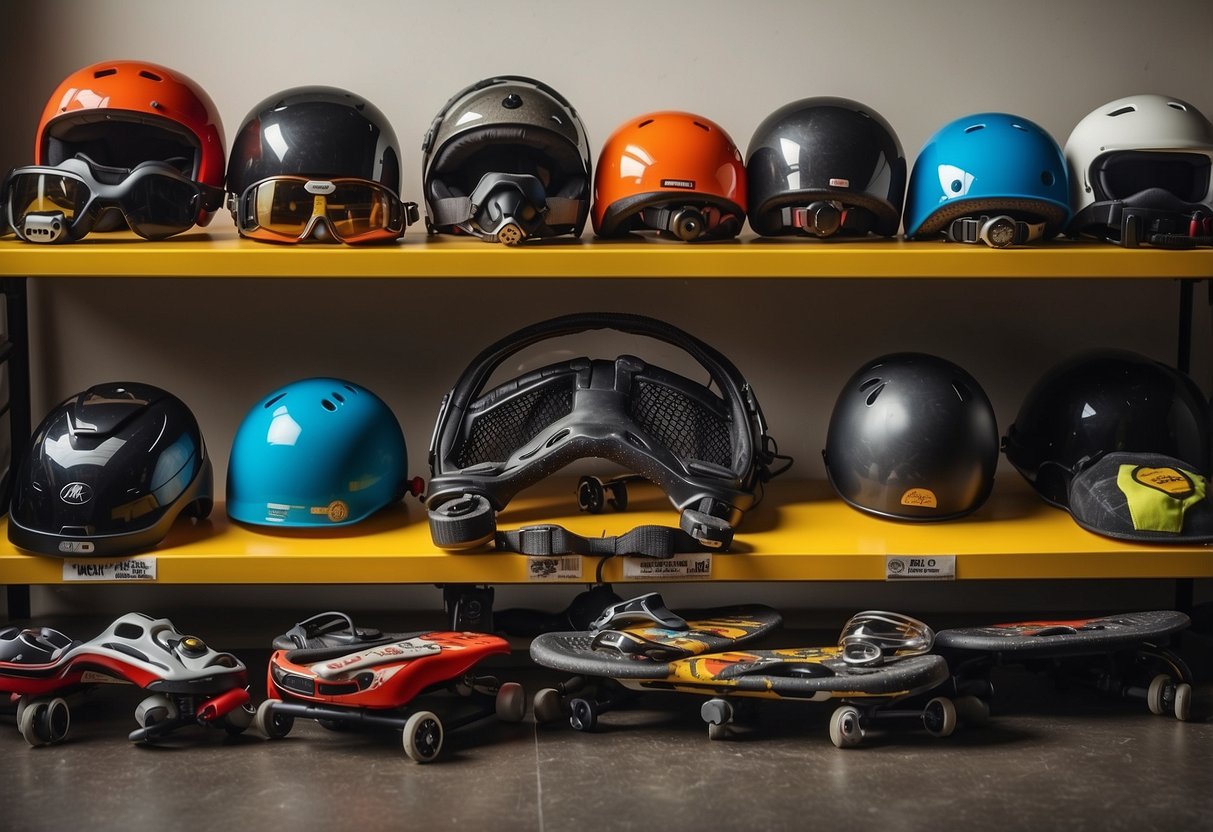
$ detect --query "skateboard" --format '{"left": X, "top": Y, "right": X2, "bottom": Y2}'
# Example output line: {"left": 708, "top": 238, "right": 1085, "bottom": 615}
{"left": 532, "top": 605, "right": 964, "bottom": 748}
{"left": 934, "top": 610, "right": 1195, "bottom": 720}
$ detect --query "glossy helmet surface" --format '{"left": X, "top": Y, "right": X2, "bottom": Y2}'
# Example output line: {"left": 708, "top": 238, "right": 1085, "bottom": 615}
{"left": 226, "top": 378, "right": 409, "bottom": 527}
{"left": 746, "top": 97, "right": 906, "bottom": 238}
{"left": 1064, "top": 94, "right": 1213, "bottom": 244}
{"left": 8, "top": 382, "right": 213, "bottom": 557}
{"left": 1004, "top": 349, "right": 1211, "bottom": 508}
{"left": 226, "top": 85, "right": 403, "bottom": 197}
{"left": 422, "top": 76, "right": 592, "bottom": 242}
{"left": 903, "top": 112, "right": 1071, "bottom": 239}
{"left": 35, "top": 60, "right": 226, "bottom": 224}
{"left": 824, "top": 353, "right": 999, "bottom": 521}
{"left": 592, "top": 111, "right": 746, "bottom": 240}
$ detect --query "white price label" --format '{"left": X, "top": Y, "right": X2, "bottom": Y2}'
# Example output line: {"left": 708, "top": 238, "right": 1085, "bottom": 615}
{"left": 622, "top": 554, "right": 713, "bottom": 580}
{"left": 62, "top": 557, "right": 158, "bottom": 582}
{"left": 885, "top": 555, "right": 955, "bottom": 581}
{"left": 526, "top": 555, "right": 583, "bottom": 581}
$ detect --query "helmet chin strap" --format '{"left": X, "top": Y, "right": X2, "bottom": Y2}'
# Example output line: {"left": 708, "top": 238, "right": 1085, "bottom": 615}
{"left": 946, "top": 215, "right": 1047, "bottom": 247}
{"left": 788, "top": 202, "right": 875, "bottom": 237}
{"left": 1073, "top": 190, "right": 1213, "bottom": 248}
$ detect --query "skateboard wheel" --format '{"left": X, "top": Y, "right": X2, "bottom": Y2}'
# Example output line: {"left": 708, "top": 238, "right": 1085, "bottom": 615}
{"left": 953, "top": 695, "right": 990, "bottom": 727}
{"left": 533, "top": 688, "right": 564, "bottom": 725}
{"left": 254, "top": 699, "right": 294, "bottom": 739}
{"left": 403, "top": 710, "right": 444, "bottom": 763}
{"left": 1147, "top": 674, "right": 1170, "bottom": 716}
{"left": 923, "top": 697, "right": 957, "bottom": 738}
{"left": 20, "top": 697, "right": 70, "bottom": 747}
{"left": 701, "top": 698, "right": 734, "bottom": 727}
{"left": 577, "top": 477, "right": 606, "bottom": 513}
{"left": 135, "top": 694, "right": 178, "bottom": 730}
{"left": 569, "top": 698, "right": 598, "bottom": 731}
{"left": 829, "top": 705, "right": 864, "bottom": 749}
{"left": 1174, "top": 682, "right": 1193, "bottom": 722}
{"left": 496, "top": 682, "right": 526, "bottom": 723}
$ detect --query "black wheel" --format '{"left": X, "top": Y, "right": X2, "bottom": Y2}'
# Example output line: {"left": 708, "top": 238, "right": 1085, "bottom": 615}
{"left": 577, "top": 477, "right": 605, "bottom": 513}
{"left": 569, "top": 697, "right": 598, "bottom": 731}
{"left": 224, "top": 703, "right": 255, "bottom": 736}
{"left": 254, "top": 699, "right": 294, "bottom": 739}
{"left": 829, "top": 706, "right": 863, "bottom": 749}
{"left": 923, "top": 697, "right": 957, "bottom": 738}
{"left": 607, "top": 480, "right": 629, "bottom": 511}
{"left": 533, "top": 688, "right": 564, "bottom": 724}
{"left": 495, "top": 682, "right": 526, "bottom": 723}
{"left": 403, "top": 711, "right": 443, "bottom": 763}
{"left": 20, "top": 697, "right": 70, "bottom": 747}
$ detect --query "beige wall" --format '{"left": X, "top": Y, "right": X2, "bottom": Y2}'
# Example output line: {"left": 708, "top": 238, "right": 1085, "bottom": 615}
{"left": 1, "top": 1, "right": 1211, "bottom": 617}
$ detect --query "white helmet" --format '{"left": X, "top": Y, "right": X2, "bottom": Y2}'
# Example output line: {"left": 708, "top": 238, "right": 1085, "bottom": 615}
{"left": 1064, "top": 94, "right": 1213, "bottom": 247}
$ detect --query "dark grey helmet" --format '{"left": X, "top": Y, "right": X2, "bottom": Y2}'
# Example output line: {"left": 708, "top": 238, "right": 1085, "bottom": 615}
{"left": 421, "top": 76, "right": 591, "bottom": 244}
{"left": 823, "top": 353, "right": 998, "bottom": 521}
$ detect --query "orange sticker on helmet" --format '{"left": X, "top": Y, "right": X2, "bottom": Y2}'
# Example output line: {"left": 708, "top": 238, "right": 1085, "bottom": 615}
{"left": 900, "top": 488, "right": 938, "bottom": 508}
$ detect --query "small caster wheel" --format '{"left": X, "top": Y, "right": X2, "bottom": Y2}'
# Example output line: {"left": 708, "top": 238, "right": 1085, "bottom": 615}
{"left": 829, "top": 705, "right": 864, "bottom": 749}
{"left": 19, "top": 697, "right": 70, "bottom": 747}
{"left": 1174, "top": 682, "right": 1193, "bottom": 722}
{"left": 954, "top": 695, "right": 990, "bottom": 727}
{"left": 577, "top": 477, "right": 606, "bottom": 514}
{"left": 533, "top": 688, "right": 564, "bottom": 725}
{"left": 923, "top": 697, "right": 957, "bottom": 738}
{"left": 495, "top": 682, "right": 526, "bottom": 723}
{"left": 707, "top": 721, "right": 731, "bottom": 741}
{"left": 1147, "top": 674, "right": 1174, "bottom": 716}
{"left": 701, "top": 698, "right": 734, "bottom": 727}
{"left": 403, "top": 711, "right": 443, "bottom": 763}
{"left": 569, "top": 697, "right": 598, "bottom": 732}
{"left": 224, "top": 703, "right": 255, "bottom": 735}
{"left": 254, "top": 699, "right": 294, "bottom": 739}
{"left": 135, "top": 694, "right": 179, "bottom": 730}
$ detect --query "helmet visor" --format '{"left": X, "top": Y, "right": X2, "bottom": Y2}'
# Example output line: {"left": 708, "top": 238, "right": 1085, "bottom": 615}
{"left": 238, "top": 177, "right": 407, "bottom": 243}
{"left": 1095, "top": 152, "right": 1211, "bottom": 202}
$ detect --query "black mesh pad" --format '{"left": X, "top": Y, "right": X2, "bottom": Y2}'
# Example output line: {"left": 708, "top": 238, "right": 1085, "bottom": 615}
{"left": 630, "top": 379, "right": 732, "bottom": 467}
{"left": 454, "top": 382, "right": 575, "bottom": 468}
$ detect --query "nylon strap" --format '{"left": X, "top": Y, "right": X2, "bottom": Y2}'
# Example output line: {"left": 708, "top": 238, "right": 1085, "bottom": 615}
{"left": 495, "top": 524, "right": 706, "bottom": 558}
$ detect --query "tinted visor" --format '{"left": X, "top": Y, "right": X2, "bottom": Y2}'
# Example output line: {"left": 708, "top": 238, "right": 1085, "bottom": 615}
{"left": 241, "top": 178, "right": 404, "bottom": 241}
{"left": 7, "top": 171, "right": 88, "bottom": 223}
{"left": 1095, "top": 151, "right": 1212, "bottom": 202}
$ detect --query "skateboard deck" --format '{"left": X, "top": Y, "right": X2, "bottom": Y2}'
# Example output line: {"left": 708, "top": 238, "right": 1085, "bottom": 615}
{"left": 934, "top": 610, "right": 1190, "bottom": 657}
{"left": 529, "top": 604, "right": 782, "bottom": 678}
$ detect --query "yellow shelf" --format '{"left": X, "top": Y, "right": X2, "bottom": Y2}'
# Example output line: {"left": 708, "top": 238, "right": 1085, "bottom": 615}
{"left": 1, "top": 480, "right": 1209, "bottom": 585}
{"left": 1, "top": 228, "right": 1210, "bottom": 279}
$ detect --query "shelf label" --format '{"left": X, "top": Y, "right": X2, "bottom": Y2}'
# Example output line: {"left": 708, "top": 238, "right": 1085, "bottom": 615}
{"left": 622, "top": 554, "right": 713, "bottom": 580}
{"left": 527, "top": 555, "right": 582, "bottom": 581}
{"left": 885, "top": 555, "right": 955, "bottom": 581}
{"left": 62, "top": 557, "right": 158, "bottom": 582}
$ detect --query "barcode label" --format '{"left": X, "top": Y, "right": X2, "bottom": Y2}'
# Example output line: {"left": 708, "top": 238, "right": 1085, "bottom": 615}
{"left": 527, "top": 555, "right": 582, "bottom": 580}
{"left": 622, "top": 555, "right": 713, "bottom": 580}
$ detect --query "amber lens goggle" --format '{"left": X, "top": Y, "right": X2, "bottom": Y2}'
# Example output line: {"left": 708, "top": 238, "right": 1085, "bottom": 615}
{"left": 234, "top": 177, "right": 418, "bottom": 243}
{"left": 2, "top": 158, "right": 221, "bottom": 243}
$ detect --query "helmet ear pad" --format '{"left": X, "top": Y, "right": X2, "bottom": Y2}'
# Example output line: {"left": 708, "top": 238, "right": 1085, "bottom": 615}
{"left": 427, "top": 125, "right": 588, "bottom": 202}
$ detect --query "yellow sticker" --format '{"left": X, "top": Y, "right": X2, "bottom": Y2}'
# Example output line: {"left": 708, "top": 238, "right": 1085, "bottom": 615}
{"left": 308, "top": 500, "right": 350, "bottom": 522}
{"left": 900, "top": 488, "right": 938, "bottom": 508}
{"left": 1132, "top": 467, "right": 1194, "bottom": 498}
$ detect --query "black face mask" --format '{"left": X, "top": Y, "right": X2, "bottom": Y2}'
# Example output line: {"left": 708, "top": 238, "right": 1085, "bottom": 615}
{"left": 467, "top": 173, "right": 550, "bottom": 244}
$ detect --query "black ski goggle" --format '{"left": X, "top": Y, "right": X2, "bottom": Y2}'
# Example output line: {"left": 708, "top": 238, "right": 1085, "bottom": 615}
{"left": 2, "top": 156, "right": 223, "bottom": 243}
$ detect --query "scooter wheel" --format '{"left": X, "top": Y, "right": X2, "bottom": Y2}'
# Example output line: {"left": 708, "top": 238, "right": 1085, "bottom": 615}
{"left": 135, "top": 694, "right": 179, "bottom": 730}
{"left": 532, "top": 688, "right": 564, "bottom": 725}
{"left": 829, "top": 705, "right": 864, "bottom": 749}
{"left": 403, "top": 711, "right": 444, "bottom": 763}
{"left": 224, "top": 702, "right": 255, "bottom": 735}
{"left": 923, "top": 697, "right": 958, "bottom": 738}
{"left": 495, "top": 682, "right": 526, "bottom": 723}
{"left": 20, "top": 697, "right": 70, "bottom": 747}
{"left": 569, "top": 698, "right": 598, "bottom": 732}
{"left": 254, "top": 699, "right": 294, "bottom": 739}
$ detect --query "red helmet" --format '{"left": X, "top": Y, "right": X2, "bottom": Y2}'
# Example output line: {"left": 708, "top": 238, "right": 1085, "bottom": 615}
{"left": 35, "top": 60, "right": 226, "bottom": 225}
{"left": 592, "top": 111, "right": 746, "bottom": 240}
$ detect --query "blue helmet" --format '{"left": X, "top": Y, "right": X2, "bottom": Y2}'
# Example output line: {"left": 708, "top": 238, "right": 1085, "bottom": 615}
{"left": 226, "top": 378, "right": 409, "bottom": 527}
{"left": 904, "top": 113, "right": 1070, "bottom": 246}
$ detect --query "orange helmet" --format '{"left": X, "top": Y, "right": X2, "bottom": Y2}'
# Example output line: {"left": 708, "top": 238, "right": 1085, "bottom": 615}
{"left": 35, "top": 60, "right": 226, "bottom": 225}
{"left": 592, "top": 111, "right": 746, "bottom": 240}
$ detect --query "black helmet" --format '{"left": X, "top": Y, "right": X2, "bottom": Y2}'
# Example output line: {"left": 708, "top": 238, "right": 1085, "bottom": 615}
{"left": 422, "top": 76, "right": 591, "bottom": 244}
{"left": 8, "top": 382, "right": 213, "bottom": 557}
{"left": 226, "top": 86, "right": 416, "bottom": 243}
{"left": 823, "top": 354, "right": 998, "bottom": 520}
{"left": 746, "top": 97, "right": 906, "bottom": 238}
{"left": 1004, "top": 350, "right": 1211, "bottom": 508}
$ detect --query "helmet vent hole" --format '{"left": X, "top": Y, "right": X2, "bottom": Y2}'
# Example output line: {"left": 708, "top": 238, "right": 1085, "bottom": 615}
{"left": 1107, "top": 106, "right": 1136, "bottom": 117}
{"left": 951, "top": 382, "right": 970, "bottom": 403}
{"left": 1168, "top": 102, "right": 1187, "bottom": 111}
{"left": 859, "top": 377, "right": 883, "bottom": 392}
{"left": 638, "top": 119, "right": 654, "bottom": 128}
{"left": 692, "top": 121, "right": 710, "bottom": 132}
{"left": 321, "top": 399, "right": 337, "bottom": 412}
{"left": 865, "top": 383, "right": 887, "bottom": 407}
{"left": 94, "top": 68, "right": 118, "bottom": 78}
{"left": 1011, "top": 123, "right": 1027, "bottom": 131}
{"left": 138, "top": 70, "right": 162, "bottom": 82}
{"left": 964, "top": 124, "right": 985, "bottom": 133}
{"left": 264, "top": 393, "right": 286, "bottom": 409}
{"left": 1041, "top": 171, "right": 1055, "bottom": 186}
{"left": 333, "top": 392, "right": 345, "bottom": 403}
{"left": 344, "top": 385, "right": 359, "bottom": 395}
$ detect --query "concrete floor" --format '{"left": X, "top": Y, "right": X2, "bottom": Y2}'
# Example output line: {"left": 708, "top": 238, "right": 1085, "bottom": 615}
{"left": 3, "top": 628, "right": 1211, "bottom": 832}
